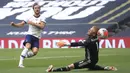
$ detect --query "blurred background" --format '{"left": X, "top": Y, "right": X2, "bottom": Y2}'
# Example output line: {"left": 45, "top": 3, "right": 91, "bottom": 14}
{"left": 0, "top": 0, "right": 130, "bottom": 73}
{"left": 0, "top": 0, "right": 130, "bottom": 49}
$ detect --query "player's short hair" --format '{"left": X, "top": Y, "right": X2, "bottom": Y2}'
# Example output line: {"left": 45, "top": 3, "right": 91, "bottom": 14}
{"left": 32, "top": 2, "right": 40, "bottom": 9}
{"left": 92, "top": 26, "right": 99, "bottom": 34}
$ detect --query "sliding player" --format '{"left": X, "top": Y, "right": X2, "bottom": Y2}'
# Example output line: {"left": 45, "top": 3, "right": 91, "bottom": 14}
{"left": 46, "top": 26, "right": 117, "bottom": 72}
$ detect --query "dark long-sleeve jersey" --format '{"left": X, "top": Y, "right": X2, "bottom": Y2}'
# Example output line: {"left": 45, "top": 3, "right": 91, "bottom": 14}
{"left": 70, "top": 36, "right": 99, "bottom": 63}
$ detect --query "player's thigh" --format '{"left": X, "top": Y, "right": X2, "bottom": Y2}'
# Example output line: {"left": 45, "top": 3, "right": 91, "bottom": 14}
{"left": 31, "top": 39, "right": 39, "bottom": 54}
{"left": 25, "top": 43, "right": 31, "bottom": 49}
{"left": 73, "top": 59, "right": 91, "bottom": 69}
{"left": 23, "top": 35, "right": 33, "bottom": 48}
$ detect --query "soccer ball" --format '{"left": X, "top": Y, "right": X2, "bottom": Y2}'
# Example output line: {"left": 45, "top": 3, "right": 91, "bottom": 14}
{"left": 97, "top": 28, "right": 108, "bottom": 39}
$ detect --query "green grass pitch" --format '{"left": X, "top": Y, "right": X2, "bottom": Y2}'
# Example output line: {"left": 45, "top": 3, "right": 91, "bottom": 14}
{"left": 0, "top": 48, "right": 129, "bottom": 73}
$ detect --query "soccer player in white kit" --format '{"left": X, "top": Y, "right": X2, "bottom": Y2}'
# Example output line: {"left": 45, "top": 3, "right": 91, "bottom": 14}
{"left": 10, "top": 3, "right": 46, "bottom": 68}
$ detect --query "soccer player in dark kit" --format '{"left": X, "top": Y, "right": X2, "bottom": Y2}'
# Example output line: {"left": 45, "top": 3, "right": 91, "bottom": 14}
{"left": 46, "top": 26, "right": 117, "bottom": 72}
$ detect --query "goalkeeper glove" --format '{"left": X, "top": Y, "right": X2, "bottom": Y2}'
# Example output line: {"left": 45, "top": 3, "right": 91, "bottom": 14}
{"left": 56, "top": 41, "right": 66, "bottom": 48}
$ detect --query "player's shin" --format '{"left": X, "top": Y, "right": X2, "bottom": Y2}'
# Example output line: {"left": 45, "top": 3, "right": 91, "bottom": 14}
{"left": 18, "top": 46, "right": 29, "bottom": 67}
{"left": 88, "top": 65, "right": 105, "bottom": 70}
{"left": 21, "top": 46, "right": 29, "bottom": 57}
{"left": 52, "top": 66, "right": 71, "bottom": 72}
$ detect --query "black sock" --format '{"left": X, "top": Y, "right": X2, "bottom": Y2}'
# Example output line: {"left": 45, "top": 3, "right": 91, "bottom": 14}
{"left": 21, "top": 55, "right": 26, "bottom": 58}
{"left": 89, "top": 65, "right": 104, "bottom": 70}
{"left": 52, "top": 66, "right": 70, "bottom": 72}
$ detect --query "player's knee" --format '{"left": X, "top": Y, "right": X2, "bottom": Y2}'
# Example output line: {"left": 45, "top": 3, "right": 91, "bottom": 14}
{"left": 32, "top": 47, "right": 39, "bottom": 55}
{"left": 68, "top": 64, "right": 75, "bottom": 70}
{"left": 25, "top": 43, "right": 31, "bottom": 49}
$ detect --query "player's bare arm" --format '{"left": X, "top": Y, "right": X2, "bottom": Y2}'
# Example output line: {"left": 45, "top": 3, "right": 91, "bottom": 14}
{"left": 35, "top": 21, "right": 46, "bottom": 29}
{"left": 27, "top": 20, "right": 46, "bottom": 29}
{"left": 10, "top": 21, "right": 25, "bottom": 27}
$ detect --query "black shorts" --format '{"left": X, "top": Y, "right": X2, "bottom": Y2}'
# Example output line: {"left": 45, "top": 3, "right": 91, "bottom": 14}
{"left": 73, "top": 59, "right": 96, "bottom": 69}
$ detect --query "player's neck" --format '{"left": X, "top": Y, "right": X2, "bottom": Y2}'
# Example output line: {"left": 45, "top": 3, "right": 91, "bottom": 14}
{"left": 34, "top": 14, "right": 40, "bottom": 18}
{"left": 89, "top": 35, "right": 97, "bottom": 38}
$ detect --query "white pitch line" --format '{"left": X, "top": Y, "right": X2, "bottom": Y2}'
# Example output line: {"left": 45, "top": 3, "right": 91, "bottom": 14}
{"left": 0, "top": 56, "right": 81, "bottom": 61}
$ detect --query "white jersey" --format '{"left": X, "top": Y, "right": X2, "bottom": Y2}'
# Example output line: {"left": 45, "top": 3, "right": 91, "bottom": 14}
{"left": 24, "top": 15, "right": 46, "bottom": 39}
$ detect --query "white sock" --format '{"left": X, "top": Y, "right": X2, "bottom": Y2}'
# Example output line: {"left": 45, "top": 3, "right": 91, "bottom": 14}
{"left": 19, "top": 56, "right": 24, "bottom": 66}
{"left": 26, "top": 51, "right": 35, "bottom": 58}
{"left": 19, "top": 47, "right": 29, "bottom": 66}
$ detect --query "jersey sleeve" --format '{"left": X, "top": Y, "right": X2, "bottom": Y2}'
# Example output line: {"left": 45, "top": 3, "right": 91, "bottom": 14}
{"left": 40, "top": 17, "right": 46, "bottom": 23}
{"left": 70, "top": 41, "right": 84, "bottom": 47}
{"left": 23, "top": 16, "right": 29, "bottom": 23}
{"left": 70, "top": 37, "right": 92, "bottom": 47}
{"left": 70, "top": 40, "right": 89, "bottom": 47}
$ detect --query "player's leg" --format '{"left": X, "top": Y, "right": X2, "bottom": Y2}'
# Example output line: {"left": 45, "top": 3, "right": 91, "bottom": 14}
{"left": 46, "top": 64, "right": 72, "bottom": 72}
{"left": 88, "top": 65, "right": 117, "bottom": 71}
{"left": 88, "top": 64, "right": 104, "bottom": 70}
{"left": 46, "top": 65, "right": 71, "bottom": 72}
{"left": 27, "top": 47, "right": 39, "bottom": 58}
{"left": 18, "top": 35, "right": 32, "bottom": 68}
{"left": 46, "top": 59, "right": 91, "bottom": 72}
{"left": 26, "top": 37, "right": 39, "bottom": 58}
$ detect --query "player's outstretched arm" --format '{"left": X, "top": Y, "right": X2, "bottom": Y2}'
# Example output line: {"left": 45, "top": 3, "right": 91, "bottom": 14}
{"left": 10, "top": 21, "right": 25, "bottom": 27}
{"left": 70, "top": 41, "right": 85, "bottom": 47}
{"left": 56, "top": 41, "right": 85, "bottom": 48}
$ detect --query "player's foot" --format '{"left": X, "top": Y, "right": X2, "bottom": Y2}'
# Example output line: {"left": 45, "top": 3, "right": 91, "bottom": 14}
{"left": 104, "top": 66, "right": 117, "bottom": 71}
{"left": 46, "top": 65, "right": 53, "bottom": 72}
{"left": 18, "top": 64, "right": 25, "bottom": 68}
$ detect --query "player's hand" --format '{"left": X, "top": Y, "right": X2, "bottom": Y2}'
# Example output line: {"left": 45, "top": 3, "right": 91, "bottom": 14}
{"left": 27, "top": 20, "right": 35, "bottom": 26}
{"left": 10, "top": 22, "right": 15, "bottom": 26}
{"left": 56, "top": 41, "right": 66, "bottom": 48}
